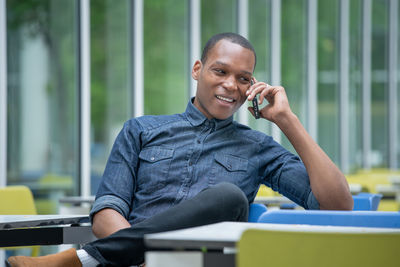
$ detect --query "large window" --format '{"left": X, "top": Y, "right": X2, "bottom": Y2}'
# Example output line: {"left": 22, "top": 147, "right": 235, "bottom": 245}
{"left": 201, "top": 0, "right": 236, "bottom": 47}
{"left": 4, "top": 0, "right": 400, "bottom": 218}
{"left": 248, "top": 0, "right": 271, "bottom": 135}
{"left": 280, "top": 0, "right": 308, "bottom": 152}
{"left": 317, "top": 0, "right": 340, "bottom": 165}
{"left": 90, "top": 0, "right": 132, "bottom": 195}
{"left": 371, "top": 0, "right": 389, "bottom": 168}
{"left": 143, "top": 0, "right": 188, "bottom": 115}
{"left": 7, "top": 0, "right": 78, "bottom": 214}
{"left": 348, "top": 0, "right": 363, "bottom": 172}
{"left": 398, "top": 0, "right": 400, "bottom": 168}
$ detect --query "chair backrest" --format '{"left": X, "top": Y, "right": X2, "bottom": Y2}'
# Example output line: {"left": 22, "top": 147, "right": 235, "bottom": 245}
{"left": 0, "top": 186, "right": 37, "bottom": 215}
{"left": 248, "top": 203, "right": 267, "bottom": 222}
{"left": 254, "top": 192, "right": 383, "bottom": 212}
{"left": 353, "top": 192, "right": 382, "bottom": 210}
{"left": 257, "top": 210, "right": 400, "bottom": 228}
{"left": 237, "top": 228, "right": 400, "bottom": 267}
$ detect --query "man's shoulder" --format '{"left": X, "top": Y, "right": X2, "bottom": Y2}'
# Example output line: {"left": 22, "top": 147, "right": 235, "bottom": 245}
{"left": 128, "top": 113, "right": 185, "bottom": 131}
{"left": 231, "top": 121, "right": 271, "bottom": 144}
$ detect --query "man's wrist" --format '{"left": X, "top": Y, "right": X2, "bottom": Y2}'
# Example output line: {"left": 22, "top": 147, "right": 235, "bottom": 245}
{"left": 273, "top": 111, "right": 298, "bottom": 131}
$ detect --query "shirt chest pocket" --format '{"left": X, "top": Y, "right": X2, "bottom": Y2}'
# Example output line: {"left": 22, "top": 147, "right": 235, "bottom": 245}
{"left": 137, "top": 146, "right": 174, "bottom": 192}
{"left": 209, "top": 153, "right": 249, "bottom": 186}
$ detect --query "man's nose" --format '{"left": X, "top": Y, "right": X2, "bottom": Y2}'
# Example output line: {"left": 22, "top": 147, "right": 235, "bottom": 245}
{"left": 222, "top": 75, "right": 237, "bottom": 91}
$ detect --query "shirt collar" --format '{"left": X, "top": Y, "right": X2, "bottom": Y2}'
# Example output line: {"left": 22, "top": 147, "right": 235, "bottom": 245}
{"left": 184, "top": 98, "right": 234, "bottom": 130}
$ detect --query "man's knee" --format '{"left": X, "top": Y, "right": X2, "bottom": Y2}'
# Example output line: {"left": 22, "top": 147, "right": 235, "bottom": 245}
{"left": 210, "top": 182, "right": 249, "bottom": 221}
{"left": 212, "top": 182, "right": 247, "bottom": 202}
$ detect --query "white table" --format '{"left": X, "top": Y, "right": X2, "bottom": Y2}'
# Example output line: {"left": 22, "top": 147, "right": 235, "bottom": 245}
{"left": 0, "top": 215, "right": 96, "bottom": 247}
{"left": 144, "top": 222, "right": 400, "bottom": 267}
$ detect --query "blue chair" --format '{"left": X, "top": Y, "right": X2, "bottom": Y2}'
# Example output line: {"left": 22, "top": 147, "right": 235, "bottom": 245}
{"left": 248, "top": 203, "right": 267, "bottom": 222}
{"left": 257, "top": 210, "right": 400, "bottom": 228}
{"left": 353, "top": 192, "right": 382, "bottom": 211}
{"left": 276, "top": 193, "right": 383, "bottom": 210}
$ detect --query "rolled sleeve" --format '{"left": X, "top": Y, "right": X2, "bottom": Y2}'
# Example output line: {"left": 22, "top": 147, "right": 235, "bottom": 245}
{"left": 91, "top": 119, "right": 142, "bottom": 222}
{"left": 267, "top": 157, "right": 320, "bottom": 210}
{"left": 259, "top": 136, "right": 320, "bottom": 210}
{"left": 89, "top": 195, "right": 130, "bottom": 223}
{"left": 306, "top": 190, "right": 320, "bottom": 210}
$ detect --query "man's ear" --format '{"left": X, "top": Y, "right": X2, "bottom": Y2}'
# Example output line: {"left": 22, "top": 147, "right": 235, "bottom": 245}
{"left": 191, "top": 60, "right": 202, "bottom": 81}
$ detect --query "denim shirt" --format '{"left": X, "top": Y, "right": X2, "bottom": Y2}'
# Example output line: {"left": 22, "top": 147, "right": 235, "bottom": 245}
{"left": 91, "top": 99, "right": 319, "bottom": 225}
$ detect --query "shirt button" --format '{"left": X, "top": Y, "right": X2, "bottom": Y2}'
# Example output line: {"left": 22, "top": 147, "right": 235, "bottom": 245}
{"left": 197, "top": 140, "right": 201, "bottom": 144}
{"left": 150, "top": 157, "right": 155, "bottom": 161}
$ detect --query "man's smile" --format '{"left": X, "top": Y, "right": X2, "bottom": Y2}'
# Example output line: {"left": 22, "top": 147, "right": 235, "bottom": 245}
{"left": 216, "top": 95, "right": 235, "bottom": 103}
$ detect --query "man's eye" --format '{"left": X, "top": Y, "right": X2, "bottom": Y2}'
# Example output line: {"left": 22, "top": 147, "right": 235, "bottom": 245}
{"left": 239, "top": 77, "right": 250, "bottom": 83}
{"left": 214, "top": 69, "right": 225, "bottom": 74}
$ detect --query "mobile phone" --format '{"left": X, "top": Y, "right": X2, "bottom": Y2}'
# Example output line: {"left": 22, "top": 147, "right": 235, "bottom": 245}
{"left": 251, "top": 79, "right": 260, "bottom": 119}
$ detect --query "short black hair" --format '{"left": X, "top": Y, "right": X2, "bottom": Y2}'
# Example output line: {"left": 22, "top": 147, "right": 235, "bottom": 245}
{"left": 201, "top": 32, "right": 257, "bottom": 69}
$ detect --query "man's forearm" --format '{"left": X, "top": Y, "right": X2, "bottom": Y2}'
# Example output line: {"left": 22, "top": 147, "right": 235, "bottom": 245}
{"left": 276, "top": 112, "right": 353, "bottom": 210}
{"left": 92, "top": 208, "right": 131, "bottom": 238}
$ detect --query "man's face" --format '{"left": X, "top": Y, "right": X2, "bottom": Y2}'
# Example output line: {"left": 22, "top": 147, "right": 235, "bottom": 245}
{"left": 192, "top": 40, "right": 255, "bottom": 120}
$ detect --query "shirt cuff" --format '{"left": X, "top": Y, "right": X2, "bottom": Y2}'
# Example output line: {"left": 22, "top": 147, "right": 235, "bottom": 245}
{"left": 89, "top": 195, "right": 130, "bottom": 222}
{"left": 306, "top": 191, "right": 320, "bottom": 210}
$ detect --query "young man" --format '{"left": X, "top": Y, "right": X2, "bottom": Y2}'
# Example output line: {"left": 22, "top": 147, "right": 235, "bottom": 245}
{"left": 8, "top": 32, "right": 352, "bottom": 267}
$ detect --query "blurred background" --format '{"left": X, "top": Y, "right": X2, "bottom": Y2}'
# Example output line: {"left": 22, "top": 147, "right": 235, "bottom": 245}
{"left": 0, "top": 0, "right": 399, "bottom": 215}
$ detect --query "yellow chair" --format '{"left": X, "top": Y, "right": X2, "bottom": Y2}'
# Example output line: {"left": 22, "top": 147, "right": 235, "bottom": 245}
{"left": 237, "top": 229, "right": 400, "bottom": 267}
{"left": 347, "top": 168, "right": 400, "bottom": 193}
{"left": 256, "top": 185, "right": 277, "bottom": 197}
{"left": 346, "top": 168, "right": 400, "bottom": 211}
{"left": 0, "top": 185, "right": 40, "bottom": 256}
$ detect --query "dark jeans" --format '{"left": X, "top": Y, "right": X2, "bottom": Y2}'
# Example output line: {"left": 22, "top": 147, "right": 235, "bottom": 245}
{"left": 83, "top": 182, "right": 249, "bottom": 267}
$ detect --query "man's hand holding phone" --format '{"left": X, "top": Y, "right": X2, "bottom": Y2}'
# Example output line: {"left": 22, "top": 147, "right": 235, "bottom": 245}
{"left": 250, "top": 79, "right": 260, "bottom": 119}
{"left": 246, "top": 77, "right": 292, "bottom": 124}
